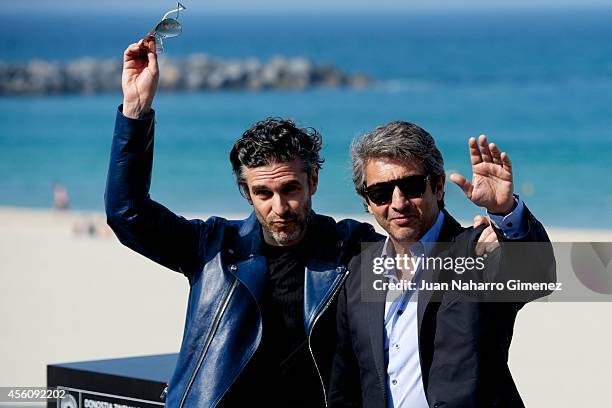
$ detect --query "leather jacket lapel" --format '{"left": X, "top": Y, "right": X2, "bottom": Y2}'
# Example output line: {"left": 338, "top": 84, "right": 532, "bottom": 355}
{"left": 304, "top": 260, "right": 347, "bottom": 333}
{"left": 229, "top": 212, "right": 267, "bottom": 305}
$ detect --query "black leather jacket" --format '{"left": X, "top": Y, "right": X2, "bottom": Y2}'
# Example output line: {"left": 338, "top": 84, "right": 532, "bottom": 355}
{"left": 105, "top": 107, "right": 375, "bottom": 407}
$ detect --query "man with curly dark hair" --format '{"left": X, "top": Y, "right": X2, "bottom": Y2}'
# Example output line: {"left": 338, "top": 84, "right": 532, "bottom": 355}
{"left": 229, "top": 118, "right": 325, "bottom": 247}
{"left": 105, "top": 39, "right": 376, "bottom": 407}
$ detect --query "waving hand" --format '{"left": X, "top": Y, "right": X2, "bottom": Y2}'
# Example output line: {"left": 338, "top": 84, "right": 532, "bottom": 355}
{"left": 449, "top": 135, "right": 515, "bottom": 214}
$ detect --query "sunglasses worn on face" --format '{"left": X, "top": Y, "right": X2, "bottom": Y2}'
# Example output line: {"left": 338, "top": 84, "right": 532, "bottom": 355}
{"left": 364, "top": 175, "right": 429, "bottom": 205}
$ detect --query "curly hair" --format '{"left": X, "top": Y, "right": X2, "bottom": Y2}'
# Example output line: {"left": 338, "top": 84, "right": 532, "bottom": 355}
{"left": 229, "top": 117, "right": 324, "bottom": 198}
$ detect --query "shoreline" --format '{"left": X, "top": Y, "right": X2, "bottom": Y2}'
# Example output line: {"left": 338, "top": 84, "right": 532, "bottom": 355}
{"left": 2, "top": 206, "right": 611, "bottom": 242}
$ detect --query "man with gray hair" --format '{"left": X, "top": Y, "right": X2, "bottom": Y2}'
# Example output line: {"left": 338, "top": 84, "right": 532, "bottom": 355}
{"left": 329, "top": 121, "right": 555, "bottom": 407}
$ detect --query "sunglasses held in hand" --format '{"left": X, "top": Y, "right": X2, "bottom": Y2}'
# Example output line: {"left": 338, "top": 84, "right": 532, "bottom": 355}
{"left": 364, "top": 175, "right": 429, "bottom": 205}
{"left": 144, "top": 2, "right": 186, "bottom": 54}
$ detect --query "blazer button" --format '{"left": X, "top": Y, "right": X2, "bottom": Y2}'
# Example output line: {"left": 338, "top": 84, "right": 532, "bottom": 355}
{"left": 230, "top": 264, "right": 237, "bottom": 271}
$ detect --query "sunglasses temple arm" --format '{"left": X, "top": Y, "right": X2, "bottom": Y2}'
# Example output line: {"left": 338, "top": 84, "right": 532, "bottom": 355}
{"left": 162, "top": 2, "right": 186, "bottom": 21}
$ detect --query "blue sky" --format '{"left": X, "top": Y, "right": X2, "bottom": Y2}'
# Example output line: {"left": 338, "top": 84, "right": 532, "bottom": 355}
{"left": 5, "top": 0, "right": 612, "bottom": 13}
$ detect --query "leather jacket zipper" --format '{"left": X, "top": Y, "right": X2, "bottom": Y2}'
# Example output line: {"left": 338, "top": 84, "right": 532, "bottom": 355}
{"left": 307, "top": 268, "right": 350, "bottom": 407}
{"left": 179, "top": 278, "right": 238, "bottom": 408}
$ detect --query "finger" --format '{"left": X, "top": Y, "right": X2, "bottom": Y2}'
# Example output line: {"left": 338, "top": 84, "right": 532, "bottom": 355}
{"left": 484, "top": 229, "right": 500, "bottom": 254}
{"left": 479, "top": 135, "right": 493, "bottom": 163}
{"left": 473, "top": 215, "right": 490, "bottom": 228}
{"left": 124, "top": 43, "right": 147, "bottom": 61}
{"left": 449, "top": 173, "right": 473, "bottom": 199}
{"left": 501, "top": 152, "right": 513, "bottom": 173}
{"left": 142, "top": 35, "right": 157, "bottom": 54}
{"left": 480, "top": 226, "right": 494, "bottom": 242}
{"left": 474, "top": 227, "right": 496, "bottom": 256}
{"left": 124, "top": 43, "right": 141, "bottom": 56}
{"left": 147, "top": 50, "right": 159, "bottom": 76}
{"left": 483, "top": 227, "right": 497, "bottom": 242}
{"left": 486, "top": 242, "right": 500, "bottom": 254}
{"left": 125, "top": 37, "right": 151, "bottom": 52}
{"left": 468, "top": 137, "right": 483, "bottom": 165}
{"left": 489, "top": 143, "right": 503, "bottom": 166}
{"left": 475, "top": 225, "right": 493, "bottom": 255}
{"left": 139, "top": 35, "right": 156, "bottom": 49}
{"left": 475, "top": 232, "right": 486, "bottom": 255}
{"left": 475, "top": 241, "right": 484, "bottom": 256}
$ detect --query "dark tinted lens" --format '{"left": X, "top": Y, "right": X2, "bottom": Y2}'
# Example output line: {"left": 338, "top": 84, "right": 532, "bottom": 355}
{"left": 365, "top": 175, "right": 427, "bottom": 205}
{"left": 397, "top": 175, "right": 427, "bottom": 198}
{"left": 365, "top": 183, "right": 394, "bottom": 205}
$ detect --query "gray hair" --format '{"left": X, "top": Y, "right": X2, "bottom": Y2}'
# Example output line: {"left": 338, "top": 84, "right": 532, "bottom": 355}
{"left": 351, "top": 121, "right": 445, "bottom": 208}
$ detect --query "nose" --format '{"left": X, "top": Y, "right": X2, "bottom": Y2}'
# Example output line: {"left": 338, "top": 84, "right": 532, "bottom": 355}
{"left": 271, "top": 193, "right": 290, "bottom": 216}
{"left": 390, "top": 185, "right": 411, "bottom": 212}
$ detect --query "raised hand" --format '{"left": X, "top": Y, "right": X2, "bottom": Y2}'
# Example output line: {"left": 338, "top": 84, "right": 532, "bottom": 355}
{"left": 450, "top": 135, "right": 515, "bottom": 214}
{"left": 121, "top": 37, "right": 159, "bottom": 119}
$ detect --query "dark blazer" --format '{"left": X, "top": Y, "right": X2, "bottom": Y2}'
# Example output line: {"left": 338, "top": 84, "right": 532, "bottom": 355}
{"left": 329, "top": 209, "right": 556, "bottom": 408}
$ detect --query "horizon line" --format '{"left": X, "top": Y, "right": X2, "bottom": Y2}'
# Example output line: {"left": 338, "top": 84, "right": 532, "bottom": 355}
{"left": 6, "top": 4, "right": 612, "bottom": 13}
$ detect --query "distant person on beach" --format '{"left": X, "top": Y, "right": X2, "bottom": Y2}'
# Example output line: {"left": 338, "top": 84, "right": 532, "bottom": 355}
{"left": 328, "top": 122, "right": 556, "bottom": 407}
{"left": 106, "top": 39, "right": 500, "bottom": 406}
{"left": 53, "top": 183, "right": 69, "bottom": 210}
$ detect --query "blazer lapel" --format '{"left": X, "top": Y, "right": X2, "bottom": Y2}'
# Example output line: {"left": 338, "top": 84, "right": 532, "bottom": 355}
{"left": 416, "top": 210, "right": 464, "bottom": 390}
{"left": 417, "top": 210, "right": 464, "bottom": 334}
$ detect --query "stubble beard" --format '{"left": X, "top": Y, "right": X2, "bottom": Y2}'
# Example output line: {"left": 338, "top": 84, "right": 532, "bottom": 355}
{"left": 258, "top": 198, "right": 311, "bottom": 246}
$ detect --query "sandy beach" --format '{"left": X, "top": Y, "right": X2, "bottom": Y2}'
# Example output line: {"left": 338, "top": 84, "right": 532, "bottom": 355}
{"left": 1, "top": 206, "right": 611, "bottom": 406}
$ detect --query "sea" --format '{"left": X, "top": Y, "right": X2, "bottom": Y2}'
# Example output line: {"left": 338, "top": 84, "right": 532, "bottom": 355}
{"left": 1, "top": 8, "right": 611, "bottom": 228}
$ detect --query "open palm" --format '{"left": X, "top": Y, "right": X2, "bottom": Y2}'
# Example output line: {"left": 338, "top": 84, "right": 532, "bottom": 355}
{"left": 450, "top": 135, "right": 515, "bottom": 214}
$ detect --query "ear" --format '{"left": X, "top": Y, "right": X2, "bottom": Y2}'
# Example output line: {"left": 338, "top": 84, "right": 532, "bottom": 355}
{"left": 309, "top": 168, "right": 319, "bottom": 195}
{"left": 434, "top": 174, "right": 445, "bottom": 201}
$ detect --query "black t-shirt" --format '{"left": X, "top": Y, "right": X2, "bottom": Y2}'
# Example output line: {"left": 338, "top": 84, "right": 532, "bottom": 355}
{"left": 219, "top": 236, "right": 325, "bottom": 407}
